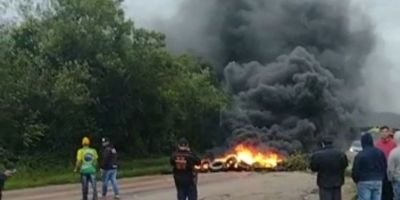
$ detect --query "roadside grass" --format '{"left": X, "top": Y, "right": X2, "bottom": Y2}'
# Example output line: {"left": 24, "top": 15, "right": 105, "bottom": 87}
{"left": 5, "top": 157, "right": 170, "bottom": 190}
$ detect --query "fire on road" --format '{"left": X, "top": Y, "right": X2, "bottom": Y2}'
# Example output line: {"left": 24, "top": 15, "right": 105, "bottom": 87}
{"left": 196, "top": 143, "right": 284, "bottom": 172}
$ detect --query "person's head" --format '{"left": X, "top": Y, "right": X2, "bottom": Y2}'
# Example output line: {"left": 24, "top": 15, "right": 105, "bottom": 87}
{"left": 177, "top": 137, "right": 189, "bottom": 151}
{"left": 361, "top": 132, "right": 374, "bottom": 148}
{"left": 101, "top": 137, "right": 110, "bottom": 147}
{"left": 380, "top": 125, "right": 391, "bottom": 139}
{"left": 81, "top": 136, "right": 90, "bottom": 147}
{"left": 321, "top": 135, "right": 333, "bottom": 148}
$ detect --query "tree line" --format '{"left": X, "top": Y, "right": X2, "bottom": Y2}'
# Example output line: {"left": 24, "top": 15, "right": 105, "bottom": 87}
{"left": 0, "top": 0, "right": 228, "bottom": 162}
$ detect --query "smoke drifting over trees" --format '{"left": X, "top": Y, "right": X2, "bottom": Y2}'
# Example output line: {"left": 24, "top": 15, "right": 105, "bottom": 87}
{"left": 156, "top": 0, "right": 375, "bottom": 153}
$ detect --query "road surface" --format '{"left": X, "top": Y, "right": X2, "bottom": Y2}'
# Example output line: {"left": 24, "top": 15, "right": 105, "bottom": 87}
{"left": 4, "top": 172, "right": 355, "bottom": 200}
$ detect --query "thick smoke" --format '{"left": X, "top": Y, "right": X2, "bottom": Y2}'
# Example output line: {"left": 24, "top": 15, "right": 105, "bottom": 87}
{"left": 159, "top": 0, "right": 374, "bottom": 153}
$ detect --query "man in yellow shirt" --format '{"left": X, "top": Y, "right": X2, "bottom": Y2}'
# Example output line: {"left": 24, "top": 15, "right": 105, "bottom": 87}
{"left": 74, "top": 137, "right": 98, "bottom": 200}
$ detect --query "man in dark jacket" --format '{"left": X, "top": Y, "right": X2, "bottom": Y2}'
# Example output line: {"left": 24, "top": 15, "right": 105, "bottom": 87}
{"left": 100, "top": 137, "right": 120, "bottom": 199}
{"left": 0, "top": 170, "right": 14, "bottom": 200}
{"left": 310, "top": 136, "right": 348, "bottom": 200}
{"left": 352, "top": 133, "right": 387, "bottom": 200}
{"left": 170, "top": 138, "right": 201, "bottom": 200}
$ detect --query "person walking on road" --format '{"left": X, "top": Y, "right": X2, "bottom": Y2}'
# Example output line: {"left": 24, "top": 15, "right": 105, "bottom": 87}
{"left": 100, "top": 137, "right": 120, "bottom": 200}
{"left": 387, "top": 131, "right": 400, "bottom": 200}
{"left": 310, "top": 136, "right": 348, "bottom": 200}
{"left": 74, "top": 137, "right": 99, "bottom": 200}
{"left": 376, "top": 126, "right": 396, "bottom": 200}
{"left": 352, "top": 132, "right": 387, "bottom": 200}
{"left": 170, "top": 138, "right": 201, "bottom": 200}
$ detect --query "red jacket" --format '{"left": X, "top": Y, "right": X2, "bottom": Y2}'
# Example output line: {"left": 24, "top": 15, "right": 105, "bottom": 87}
{"left": 375, "top": 138, "right": 396, "bottom": 159}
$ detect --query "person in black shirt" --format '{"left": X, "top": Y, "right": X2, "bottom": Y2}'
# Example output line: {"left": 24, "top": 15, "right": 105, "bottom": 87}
{"left": 100, "top": 137, "right": 120, "bottom": 199}
{"left": 170, "top": 138, "right": 201, "bottom": 200}
{"left": 310, "top": 136, "right": 348, "bottom": 200}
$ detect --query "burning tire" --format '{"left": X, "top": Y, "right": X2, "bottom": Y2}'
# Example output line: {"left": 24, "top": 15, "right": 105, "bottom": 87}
{"left": 224, "top": 156, "right": 238, "bottom": 170}
{"left": 237, "top": 161, "right": 252, "bottom": 171}
{"left": 209, "top": 160, "right": 224, "bottom": 172}
{"left": 252, "top": 162, "right": 264, "bottom": 171}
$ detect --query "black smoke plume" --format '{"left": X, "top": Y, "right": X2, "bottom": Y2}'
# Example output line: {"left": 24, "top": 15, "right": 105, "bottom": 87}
{"left": 160, "top": 0, "right": 375, "bottom": 153}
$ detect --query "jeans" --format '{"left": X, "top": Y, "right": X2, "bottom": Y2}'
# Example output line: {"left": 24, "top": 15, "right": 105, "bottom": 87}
{"left": 357, "top": 181, "right": 382, "bottom": 200}
{"left": 392, "top": 181, "right": 400, "bottom": 200}
{"left": 319, "top": 187, "right": 341, "bottom": 200}
{"left": 382, "top": 178, "right": 393, "bottom": 200}
{"left": 102, "top": 169, "right": 120, "bottom": 197}
{"left": 176, "top": 184, "right": 197, "bottom": 200}
{"left": 81, "top": 174, "right": 98, "bottom": 200}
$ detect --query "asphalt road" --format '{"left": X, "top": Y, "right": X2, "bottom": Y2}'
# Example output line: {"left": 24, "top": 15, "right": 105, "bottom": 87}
{"left": 4, "top": 172, "right": 354, "bottom": 200}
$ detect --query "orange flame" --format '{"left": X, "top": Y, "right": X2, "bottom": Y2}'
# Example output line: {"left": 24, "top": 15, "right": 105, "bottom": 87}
{"left": 233, "top": 144, "right": 283, "bottom": 168}
{"left": 196, "top": 143, "right": 284, "bottom": 171}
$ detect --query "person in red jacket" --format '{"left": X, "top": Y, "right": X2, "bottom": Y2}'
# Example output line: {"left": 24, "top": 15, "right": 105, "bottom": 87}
{"left": 375, "top": 126, "right": 397, "bottom": 200}
{"left": 376, "top": 126, "right": 396, "bottom": 159}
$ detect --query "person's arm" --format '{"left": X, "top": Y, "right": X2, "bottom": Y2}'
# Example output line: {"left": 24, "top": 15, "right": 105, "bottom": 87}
{"left": 342, "top": 153, "right": 349, "bottom": 169}
{"left": 352, "top": 155, "right": 360, "bottom": 183}
{"left": 310, "top": 153, "right": 319, "bottom": 172}
{"left": 74, "top": 149, "right": 82, "bottom": 172}
{"left": 191, "top": 151, "right": 201, "bottom": 166}
{"left": 170, "top": 153, "right": 176, "bottom": 166}
{"left": 386, "top": 151, "right": 393, "bottom": 181}
{"left": 94, "top": 149, "right": 99, "bottom": 169}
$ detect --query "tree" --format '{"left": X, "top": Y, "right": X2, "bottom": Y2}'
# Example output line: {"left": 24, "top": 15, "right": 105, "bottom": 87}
{"left": 0, "top": 0, "right": 227, "bottom": 157}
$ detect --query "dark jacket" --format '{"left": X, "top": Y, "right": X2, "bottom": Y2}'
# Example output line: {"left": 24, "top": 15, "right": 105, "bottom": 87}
{"left": 170, "top": 148, "right": 201, "bottom": 186}
{"left": 352, "top": 133, "right": 387, "bottom": 183}
{"left": 101, "top": 145, "right": 118, "bottom": 170}
{"left": 310, "top": 144, "right": 348, "bottom": 188}
{"left": 0, "top": 173, "right": 5, "bottom": 189}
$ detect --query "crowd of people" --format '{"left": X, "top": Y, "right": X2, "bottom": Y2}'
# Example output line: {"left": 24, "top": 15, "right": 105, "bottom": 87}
{"left": 74, "top": 136, "right": 202, "bottom": 200}
{"left": 311, "top": 126, "right": 400, "bottom": 200}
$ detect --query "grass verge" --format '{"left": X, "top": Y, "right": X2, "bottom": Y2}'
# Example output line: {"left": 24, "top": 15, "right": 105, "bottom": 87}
{"left": 5, "top": 157, "right": 170, "bottom": 190}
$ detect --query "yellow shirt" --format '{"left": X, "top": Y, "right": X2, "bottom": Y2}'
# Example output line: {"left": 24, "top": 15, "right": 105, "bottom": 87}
{"left": 76, "top": 147, "right": 98, "bottom": 174}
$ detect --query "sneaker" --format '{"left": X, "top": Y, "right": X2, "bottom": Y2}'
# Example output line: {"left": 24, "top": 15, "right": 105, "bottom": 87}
{"left": 114, "top": 195, "right": 120, "bottom": 199}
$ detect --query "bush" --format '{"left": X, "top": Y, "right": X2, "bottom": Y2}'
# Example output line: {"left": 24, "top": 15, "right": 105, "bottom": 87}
{"left": 283, "top": 153, "right": 309, "bottom": 171}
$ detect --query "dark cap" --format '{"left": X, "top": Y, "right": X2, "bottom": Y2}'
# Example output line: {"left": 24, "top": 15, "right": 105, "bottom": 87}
{"left": 178, "top": 138, "right": 189, "bottom": 146}
{"left": 321, "top": 135, "right": 333, "bottom": 145}
{"left": 102, "top": 137, "right": 110, "bottom": 143}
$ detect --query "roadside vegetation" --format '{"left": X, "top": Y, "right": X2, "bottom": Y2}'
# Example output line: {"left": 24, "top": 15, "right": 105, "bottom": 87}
{"left": 0, "top": 0, "right": 228, "bottom": 189}
{"left": 5, "top": 157, "right": 170, "bottom": 190}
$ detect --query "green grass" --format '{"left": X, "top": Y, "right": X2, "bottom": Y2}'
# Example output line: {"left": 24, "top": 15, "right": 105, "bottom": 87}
{"left": 5, "top": 157, "right": 170, "bottom": 190}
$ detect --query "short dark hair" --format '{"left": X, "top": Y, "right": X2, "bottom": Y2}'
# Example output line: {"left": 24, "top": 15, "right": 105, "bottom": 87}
{"left": 380, "top": 126, "right": 390, "bottom": 131}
